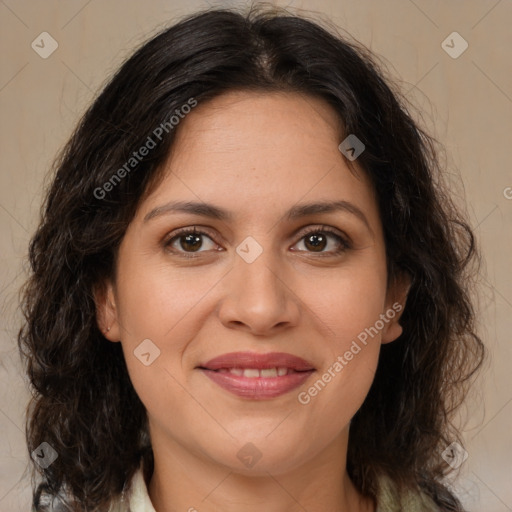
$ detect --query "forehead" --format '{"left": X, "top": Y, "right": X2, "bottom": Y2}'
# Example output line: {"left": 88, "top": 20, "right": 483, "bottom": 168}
{"left": 140, "top": 91, "right": 379, "bottom": 227}
{"left": 168, "top": 90, "right": 343, "bottom": 169}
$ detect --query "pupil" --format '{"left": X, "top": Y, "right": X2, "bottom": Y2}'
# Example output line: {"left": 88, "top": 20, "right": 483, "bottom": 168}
{"left": 181, "top": 233, "right": 202, "bottom": 251}
{"left": 306, "top": 233, "right": 326, "bottom": 252}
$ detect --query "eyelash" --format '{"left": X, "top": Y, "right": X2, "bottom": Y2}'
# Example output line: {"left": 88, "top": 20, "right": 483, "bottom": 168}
{"left": 163, "top": 225, "right": 351, "bottom": 259}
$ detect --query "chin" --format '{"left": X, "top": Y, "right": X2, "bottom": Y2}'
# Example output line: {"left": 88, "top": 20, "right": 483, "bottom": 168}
{"left": 208, "top": 437, "right": 310, "bottom": 477}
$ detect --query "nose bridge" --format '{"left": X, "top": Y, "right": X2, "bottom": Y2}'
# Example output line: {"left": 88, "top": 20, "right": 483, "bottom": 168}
{"left": 218, "top": 236, "right": 300, "bottom": 332}
{"left": 235, "top": 239, "right": 286, "bottom": 304}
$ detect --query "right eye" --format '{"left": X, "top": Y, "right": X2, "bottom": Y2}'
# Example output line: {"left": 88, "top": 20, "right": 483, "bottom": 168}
{"left": 165, "top": 228, "right": 220, "bottom": 253}
{"left": 164, "top": 228, "right": 221, "bottom": 256}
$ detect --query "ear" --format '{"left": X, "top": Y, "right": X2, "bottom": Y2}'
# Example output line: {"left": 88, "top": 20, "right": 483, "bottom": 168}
{"left": 381, "top": 271, "right": 411, "bottom": 344}
{"left": 94, "top": 280, "right": 121, "bottom": 343}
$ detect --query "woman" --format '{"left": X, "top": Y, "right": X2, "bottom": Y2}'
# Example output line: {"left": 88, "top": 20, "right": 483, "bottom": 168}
{"left": 19, "top": 5, "right": 484, "bottom": 511}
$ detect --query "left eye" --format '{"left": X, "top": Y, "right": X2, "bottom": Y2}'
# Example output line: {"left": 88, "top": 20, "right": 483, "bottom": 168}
{"left": 292, "top": 230, "right": 348, "bottom": 253}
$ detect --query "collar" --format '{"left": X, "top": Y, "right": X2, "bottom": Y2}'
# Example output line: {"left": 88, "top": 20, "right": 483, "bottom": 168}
{"left": 116, "top": 467, "right": 438, "bottom": 512}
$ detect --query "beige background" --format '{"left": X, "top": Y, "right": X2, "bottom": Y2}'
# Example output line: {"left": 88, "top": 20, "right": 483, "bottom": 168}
{"left": 1, "top": 0, "right": 511, "bottom": 510}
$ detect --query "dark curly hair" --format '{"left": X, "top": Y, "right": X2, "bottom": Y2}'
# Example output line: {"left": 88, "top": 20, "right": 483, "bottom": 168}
{"left": 18, "top": 4, "right": 484, "bottom": 511}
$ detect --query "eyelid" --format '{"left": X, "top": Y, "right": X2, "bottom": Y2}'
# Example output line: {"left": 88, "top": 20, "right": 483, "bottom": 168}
{"left": 163, "top": 225, "right": 217, "bottom": 243}
{"left": 292, "top": 224, "right": 351, "bottom": 245}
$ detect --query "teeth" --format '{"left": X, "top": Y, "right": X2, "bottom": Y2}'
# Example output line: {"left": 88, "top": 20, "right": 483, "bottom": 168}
{"left": 224, "top": 367, "right": 291, "bottom": 377}
{"left": 243, "top": 369, "right": 260, "bottom": 378}
{"left": 260, "top": 368, "right": 277, "bottom": 378}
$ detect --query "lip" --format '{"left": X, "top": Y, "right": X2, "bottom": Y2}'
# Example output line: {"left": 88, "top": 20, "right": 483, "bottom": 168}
{"left": 198, "top": 351, "right": 315, "bottom": 400}
{"left": 200, "top": 351, "right": 315, "bottom": 371}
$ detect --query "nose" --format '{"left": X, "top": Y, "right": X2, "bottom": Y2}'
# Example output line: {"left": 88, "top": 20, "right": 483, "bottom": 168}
{"left": 217, "top": 248, "right": 301, "bottom": 336}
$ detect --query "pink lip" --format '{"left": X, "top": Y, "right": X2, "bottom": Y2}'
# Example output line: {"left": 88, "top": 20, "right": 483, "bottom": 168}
{"left": 200, "top": 351, "right": 315, "bottom": 371}
{"left": 198, "top": 351, "right": 315, "bottom": 400}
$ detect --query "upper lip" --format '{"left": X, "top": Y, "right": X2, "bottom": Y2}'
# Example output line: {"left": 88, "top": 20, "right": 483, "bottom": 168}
{"left": 199, "top": 351, "right": 315, "bottom": 371}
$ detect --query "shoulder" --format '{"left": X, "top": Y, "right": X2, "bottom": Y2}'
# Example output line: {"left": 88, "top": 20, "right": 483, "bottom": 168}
{"left": 109, "top": 465, "right": 156, "bottom": 512}
{"left": 375, "top": 473, "right": 442, "bottom": 512}
{"left": 34, "top": 470, "right": 448, "bottom": 512}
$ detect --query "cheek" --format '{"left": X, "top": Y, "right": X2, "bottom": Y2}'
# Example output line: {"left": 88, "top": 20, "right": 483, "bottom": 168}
{"left": 114, "top": 253, "right": 222, "bottom": 345}
{"left": 303, "top": 261, "right": 388, "bottom": 348}
{"left": 112, "top": 256, "right": 222, "bottom": 414}
{"left": 294, "top": 261, "right": 386, "bottom": 418}
{"left": 299, "top": 291, "right": 383, "bottom": 435}
{"left": 298, "top": 350, "right": 378, "bottom": 449}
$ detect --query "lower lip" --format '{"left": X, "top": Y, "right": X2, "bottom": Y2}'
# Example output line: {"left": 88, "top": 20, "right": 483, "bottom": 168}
{"left": 200, "top": 369, "right": 314, "bottom": 399}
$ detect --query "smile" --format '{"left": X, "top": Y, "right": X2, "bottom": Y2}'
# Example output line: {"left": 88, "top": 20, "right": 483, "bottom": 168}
{"left": 217, "top": 367, "right": 292, "bottom": 377}
{"left": 198, "top": 351, "right": 316, "bottom": 400}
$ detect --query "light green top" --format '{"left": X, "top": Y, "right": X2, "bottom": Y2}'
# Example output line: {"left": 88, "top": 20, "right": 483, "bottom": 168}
{"left": 374, "top": 473, "right": 440, "bottom": 512}
{"left": 108, "top": 468, "right": 441, "bottom": 512}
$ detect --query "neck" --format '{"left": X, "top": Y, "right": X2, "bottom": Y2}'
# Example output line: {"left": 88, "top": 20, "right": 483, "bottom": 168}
{"left": 147, "top": 427, "right": 375, "bottom": 512}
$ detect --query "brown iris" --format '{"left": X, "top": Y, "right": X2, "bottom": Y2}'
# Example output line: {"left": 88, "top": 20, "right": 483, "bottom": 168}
{"left": 180, "top": 233, "right": 203, "bottom": 252}
{"left": 304, "top": 232, "right": 327, "bottom": 252}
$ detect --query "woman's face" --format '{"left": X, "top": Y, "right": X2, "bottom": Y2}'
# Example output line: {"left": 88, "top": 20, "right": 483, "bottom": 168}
{"left": 99, "top": 91, "right": 407, "bottom": 475}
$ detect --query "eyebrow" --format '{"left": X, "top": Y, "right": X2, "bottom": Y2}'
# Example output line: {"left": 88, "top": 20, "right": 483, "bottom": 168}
{"left": 144, "top": 200, "right": 232, "bottom": 222}
{"left": 143, "top": 199, "right": 372, "bottom": 233}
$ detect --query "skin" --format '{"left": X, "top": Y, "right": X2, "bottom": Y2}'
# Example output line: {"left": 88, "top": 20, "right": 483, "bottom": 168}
{"left": 97, "top": 91, "right": 410, "bottom": 512}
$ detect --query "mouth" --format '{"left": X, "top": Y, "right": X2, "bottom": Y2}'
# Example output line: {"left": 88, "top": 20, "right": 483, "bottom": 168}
{"left": 197, "top": 351, "right": 315, "bottom": 400}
